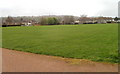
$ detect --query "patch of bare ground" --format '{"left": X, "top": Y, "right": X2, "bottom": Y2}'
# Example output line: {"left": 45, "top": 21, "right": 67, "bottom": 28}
{"left": 2, "top": 48, "right": 118, "bottom": 72}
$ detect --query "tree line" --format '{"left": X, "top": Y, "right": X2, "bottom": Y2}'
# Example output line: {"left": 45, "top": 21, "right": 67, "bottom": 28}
{"left": 1, "top": 15, "right": 119, "bottom": 26}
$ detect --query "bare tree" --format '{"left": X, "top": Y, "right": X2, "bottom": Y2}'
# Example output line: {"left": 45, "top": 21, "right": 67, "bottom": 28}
{"left": 79, "top": 15, "right": 88, "bottom": 24}
{"left": 5, "top": 16, "right": 14, "bottom": 26}
{"left": 63, "top": 16, "right": 74, "bottom": 24}
{"left": 39, "top": 17, "right": 48, "bottom": 25}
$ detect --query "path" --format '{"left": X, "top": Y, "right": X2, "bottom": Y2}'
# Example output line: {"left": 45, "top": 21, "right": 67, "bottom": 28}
{"left": 2, "top": 48, "right": 118, "bottom": 72}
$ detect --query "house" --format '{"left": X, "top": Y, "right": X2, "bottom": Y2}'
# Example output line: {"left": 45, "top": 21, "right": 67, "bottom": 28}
{"left": 74, "top": 21, "right": 80, "bottom": 24}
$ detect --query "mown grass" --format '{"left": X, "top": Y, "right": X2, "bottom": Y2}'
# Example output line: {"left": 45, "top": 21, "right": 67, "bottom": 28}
{"left": 0, "top": 27, "right": 2, "bottom": 48}
{"left": 2, "top": 24, "right": 118, "bottom": 63}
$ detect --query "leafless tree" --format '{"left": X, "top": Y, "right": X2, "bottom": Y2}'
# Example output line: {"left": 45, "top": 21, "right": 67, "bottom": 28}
{"left": 5, "top": 16, "right": 14, "bottom": 25}
{"left": 79, "top": 15, "right": 88, "bottom": 24}
{"left": 63, "top": 16, "right": 74, "bottom": 24}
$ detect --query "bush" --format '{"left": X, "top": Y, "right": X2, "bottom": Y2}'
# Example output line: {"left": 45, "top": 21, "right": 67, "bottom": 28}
{"left": 47, "top": 18, "right": 55, "bottom": 25}
{"left": 47, "top": 17, "right": 59, "bottom": 25}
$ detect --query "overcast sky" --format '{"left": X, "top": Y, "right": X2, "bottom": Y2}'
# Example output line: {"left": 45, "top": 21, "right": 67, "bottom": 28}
{"left": 0, "top": 0, "right": 119, "bottom": 17}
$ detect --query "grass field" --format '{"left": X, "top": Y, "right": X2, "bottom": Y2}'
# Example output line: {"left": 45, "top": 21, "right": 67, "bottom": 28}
{"left": 2, "top": 24, "right": 118, "bottom": 63}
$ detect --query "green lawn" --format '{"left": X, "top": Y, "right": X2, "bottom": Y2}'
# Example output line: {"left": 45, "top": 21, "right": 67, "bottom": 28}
{"left": 2, "top": 24, "right": 118, "bottom": 63}
{"left": 0, "top": 27, "right": 1, "bottom": 48}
